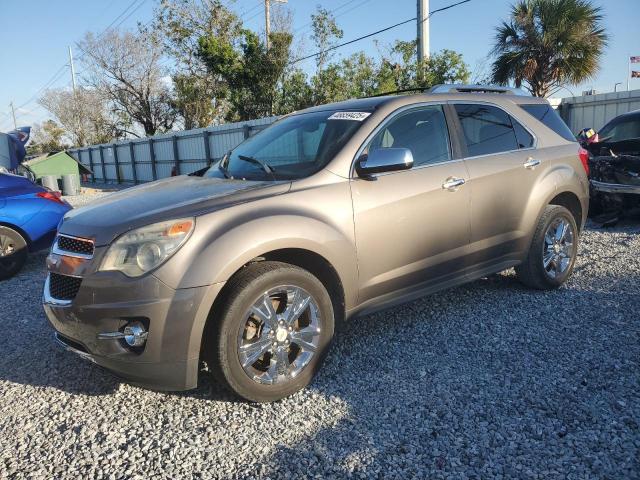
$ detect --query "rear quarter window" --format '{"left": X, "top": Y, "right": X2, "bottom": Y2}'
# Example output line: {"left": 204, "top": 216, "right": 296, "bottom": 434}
{"left": 520, "top": 104, "right": 575, "bottom": 142}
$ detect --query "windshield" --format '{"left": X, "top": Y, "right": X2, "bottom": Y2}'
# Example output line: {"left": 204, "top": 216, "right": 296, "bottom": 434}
{"left": 205, "top": 110, "right": 369, "bottom": 181}
{"left": 598, "top": 114, "right": 640, "bottom": 143}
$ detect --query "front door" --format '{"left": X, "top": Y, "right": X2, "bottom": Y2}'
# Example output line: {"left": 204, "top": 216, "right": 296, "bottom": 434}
{"left": 350, "top": 104, "right": 471, "bottom": 304}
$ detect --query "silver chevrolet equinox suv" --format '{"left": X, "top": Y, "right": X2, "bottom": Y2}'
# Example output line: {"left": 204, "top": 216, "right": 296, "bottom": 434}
{"left": 44, "top": 85, "right": 589, "bottom": 402}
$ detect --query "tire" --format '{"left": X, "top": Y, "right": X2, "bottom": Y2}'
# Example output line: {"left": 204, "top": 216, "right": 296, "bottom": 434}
{"left": 208, "top": 261, "right": 335, "bottom": 402}
{"left": 0, "top": 226, "right": 28, "bottom": 281}
{"left": 516, "top": 205, "right": 579, "bottom": 290}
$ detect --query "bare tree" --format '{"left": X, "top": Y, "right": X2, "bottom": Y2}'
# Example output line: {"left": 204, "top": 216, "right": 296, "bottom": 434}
{"left": 39, "top": 87, "right": 119, "bottom": 146}
{"left": 78, "top": 29, "right": 176, "bottom": 136}
{"left": 26, "top": 120, "right": 69, "bottom": 155}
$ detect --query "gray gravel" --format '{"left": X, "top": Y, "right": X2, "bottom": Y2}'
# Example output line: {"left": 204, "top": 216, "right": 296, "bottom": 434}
{"left": 1, "top": 191, "right": 639, "bottom": 479}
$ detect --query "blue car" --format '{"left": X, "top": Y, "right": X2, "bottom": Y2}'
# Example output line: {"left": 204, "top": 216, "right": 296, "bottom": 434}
{"left": 0, "top": 173, "right": 71, "bottom": 279}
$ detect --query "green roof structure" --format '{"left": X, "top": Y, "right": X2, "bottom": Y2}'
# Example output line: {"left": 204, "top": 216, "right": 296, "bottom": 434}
{"left": 21, "top": 151, "right": 92, "bottom": 179}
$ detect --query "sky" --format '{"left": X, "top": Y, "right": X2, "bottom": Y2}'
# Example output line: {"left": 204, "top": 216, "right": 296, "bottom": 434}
{"left": 0, "top": 0, "right": 638, "bottom": 132}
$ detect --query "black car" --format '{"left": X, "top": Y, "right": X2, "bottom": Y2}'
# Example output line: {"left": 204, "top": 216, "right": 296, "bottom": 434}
{"left": 584, "top": 110, "right": 640, "bottom": 224}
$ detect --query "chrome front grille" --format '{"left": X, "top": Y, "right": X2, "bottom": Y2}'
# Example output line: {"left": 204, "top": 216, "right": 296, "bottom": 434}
{"left": 48, "top": 273, "right": 82, "bottom": 301}
{"left": 53, "top": 234, "right": 94, "bottom": 258}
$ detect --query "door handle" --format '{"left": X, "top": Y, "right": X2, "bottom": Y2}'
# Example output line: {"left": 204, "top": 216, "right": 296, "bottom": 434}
{"left": 442, "top": 177, "right": 466, "bottom": 191}
{"left": 523, "top": 158, "right": 541, "bottom": 169}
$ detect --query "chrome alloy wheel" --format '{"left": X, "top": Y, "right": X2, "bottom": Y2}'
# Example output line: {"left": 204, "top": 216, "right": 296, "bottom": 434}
{"left": 237, "top": 285, "right": 321, "bottom": 385}
{"left": 542, "top": 217, "right": 575, "bottom": 278}
{"left": 0, "top": 234, "right": 16, "bottom": 257}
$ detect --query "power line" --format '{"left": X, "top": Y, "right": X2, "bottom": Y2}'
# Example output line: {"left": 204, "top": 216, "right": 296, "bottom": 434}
{"left": 421, "top": 0, "right": 471, "bottom": 24}
{"left": 14, "top": 0, "right": 150, "bottom": 116}
{"left": 294, "top": 0, "right": 370, "bottom": 34}
{"left": 75, "top": 0, "right": 149, "bottom": 62}
{"left": 240, "top": 0, "right": 263, "bottom": 21}
{"left": 290, "top": 0, "right": 472, "bottom": 65}
{"left": 290, "top": 17, "right": 415, "bottom": 65}
{"left": 15, "top": 64, "right": 69, "bottom": 110}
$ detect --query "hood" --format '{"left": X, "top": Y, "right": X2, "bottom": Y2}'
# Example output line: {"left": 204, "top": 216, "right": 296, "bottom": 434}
{"left": 60, "top": 175, "right": 291, "bottom": 245}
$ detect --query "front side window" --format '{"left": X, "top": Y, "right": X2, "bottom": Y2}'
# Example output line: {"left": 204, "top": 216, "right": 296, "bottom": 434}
{"left": 455, "top": 104, "right": 519, "bottom": 156}
{"left": 206, "top": 110, "right": 368, "bottom": 180}
{"left": 366, "top": 105, "right": 451, "bottom": 167}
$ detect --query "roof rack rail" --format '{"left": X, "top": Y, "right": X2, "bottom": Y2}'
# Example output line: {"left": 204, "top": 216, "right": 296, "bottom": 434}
{"left": 428, "top": 84, "right": 531, "bottom": 96}
{"left": 360, "top": 84, "right": 531, "bottom": 100}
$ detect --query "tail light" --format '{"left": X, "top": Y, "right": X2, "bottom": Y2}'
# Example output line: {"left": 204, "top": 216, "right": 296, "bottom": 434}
{"left": 578, "top": 147, "right": 590, "bottom": 176}
{"left": 36, "top": 190, "right": 66, "bottom": 205}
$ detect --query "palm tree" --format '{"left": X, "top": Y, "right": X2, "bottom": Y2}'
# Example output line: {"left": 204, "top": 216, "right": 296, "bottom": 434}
{"left": 491, "top": 0, "right": 608, "bottom": 97}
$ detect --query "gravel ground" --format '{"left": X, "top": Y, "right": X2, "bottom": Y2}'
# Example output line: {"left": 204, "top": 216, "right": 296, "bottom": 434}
{"left": 1, "top": 190, "right": 639, "bottom": 479}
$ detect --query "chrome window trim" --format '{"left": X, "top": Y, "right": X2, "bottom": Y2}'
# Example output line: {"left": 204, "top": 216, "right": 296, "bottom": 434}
{"left": 52, "top": 233, "right": 95, "bottom": 260}
{"left": 350, "top": 101, "right": 456, "bottom": 179}
{"left": 447, "top": 100, "right": 539, "bottom": 160}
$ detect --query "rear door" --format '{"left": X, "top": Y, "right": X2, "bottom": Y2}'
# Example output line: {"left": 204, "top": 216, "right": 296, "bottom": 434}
{"left": 451, "top": 102, "right": 541, "bottom": 268}
{"left": 350, "top": 104, "right": 472, "bottom": 304}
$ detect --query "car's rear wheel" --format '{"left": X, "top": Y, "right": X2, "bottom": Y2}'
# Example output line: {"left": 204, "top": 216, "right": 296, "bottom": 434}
{"left": 516, "top": 205, "right": 578, "bottom": 290}
{"left": 0, "top": 226, "right": 28, "bottom": 281}
{"left": 208, "top": 261, "right": 334, "bottom": 402}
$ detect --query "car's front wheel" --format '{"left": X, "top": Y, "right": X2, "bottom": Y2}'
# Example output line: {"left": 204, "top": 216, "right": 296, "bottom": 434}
{"left": 0, "top": 226, "right": 28, "bottom": 281}
{"left": 516, "top": 205, "right": 579, "bottom": 290}
{"left": 208, "top": 261, "right": 335, "bottom": 402}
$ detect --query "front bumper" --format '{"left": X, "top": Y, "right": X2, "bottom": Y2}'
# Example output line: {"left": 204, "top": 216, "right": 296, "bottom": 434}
{"left": 43, "top": 251, "right": 224, "bottom": 391}
{"left": 590, "top": 179, "right": 640, "bottom": 195}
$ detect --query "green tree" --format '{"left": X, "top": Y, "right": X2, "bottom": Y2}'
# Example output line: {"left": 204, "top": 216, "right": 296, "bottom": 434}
{"left": 491, "top": 0, "right": 608, "bottom": 97}
{"left": 150, "top": 0, "right": 242, "bottom": 127}
{"left": 377, "top": 41, "right": 470, "bottom": 91}
{"left": 310, "top": 6, "right": 344, "bottom": 73}
{"left": 311, "top": 52, "right": 378, "bottom": 104}
{"left": 275, "top": 69, "right": 314, "bottom": 115}
{"left": 198, "top": 30, "right": 293, "bottom": 121}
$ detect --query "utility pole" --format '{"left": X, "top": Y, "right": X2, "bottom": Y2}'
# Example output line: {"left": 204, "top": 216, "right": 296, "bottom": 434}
{"left": 9, "top": 102, "right": 16, "bottom": 129}
{"left": 68, "top": 46, "right": 77, "bottom": 93}
{"left": 265, "top": 0, "right": 271, "bottom": 50}
{"left": 264, "top": 0, "right": 287, "bottom": 50}
{"left": 627, "top": 53, "right": 631, "bottom": 92}
{"left": 417, "top": 0, "right": 430, "bottom": 65}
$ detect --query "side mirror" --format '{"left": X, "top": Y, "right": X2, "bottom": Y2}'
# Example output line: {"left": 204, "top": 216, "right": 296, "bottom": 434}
{"left": 356, "top": 147, "right": 414, "bottom": 177}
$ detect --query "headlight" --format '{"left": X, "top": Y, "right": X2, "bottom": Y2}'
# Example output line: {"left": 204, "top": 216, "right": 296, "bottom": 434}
{"left": 100, "top": 218, "right": 195, "bottom": 277}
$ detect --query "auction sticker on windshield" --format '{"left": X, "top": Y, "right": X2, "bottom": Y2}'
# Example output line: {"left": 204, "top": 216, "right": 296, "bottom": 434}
{"left": 328, "top": 112, "right": 371, "bottom": 121}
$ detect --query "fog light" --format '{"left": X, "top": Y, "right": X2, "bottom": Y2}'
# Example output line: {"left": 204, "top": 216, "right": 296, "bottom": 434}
{"left": 97, "top": 321, "right": 148, "bottom": 347}
{"left": 123, "top": 322, "right": 148, "bottom": 347}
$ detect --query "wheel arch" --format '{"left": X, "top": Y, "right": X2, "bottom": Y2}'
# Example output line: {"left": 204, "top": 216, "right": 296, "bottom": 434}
{"left": 199, "top": 248, "right": 346, "bottom": 367}
{"left": 548, "top": 191, "right": 583, "bottom": 231}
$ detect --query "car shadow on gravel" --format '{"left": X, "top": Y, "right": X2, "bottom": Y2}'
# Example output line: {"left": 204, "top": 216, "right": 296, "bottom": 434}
{"left": 255, "top": 265, "right": 640, "bottom": 478}
{"left": 0, "top": 253, "right": 252, "bottom": 400}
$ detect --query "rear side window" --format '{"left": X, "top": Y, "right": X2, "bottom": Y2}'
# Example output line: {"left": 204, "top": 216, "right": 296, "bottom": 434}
{"left": 512, "top": 119, "right": 535, "bottom": 148}
{"left": 520, "top": 104, "right": 575, "bottom": 142}
{"left": 454, "top": 104, "right": 519, "bottom": 156}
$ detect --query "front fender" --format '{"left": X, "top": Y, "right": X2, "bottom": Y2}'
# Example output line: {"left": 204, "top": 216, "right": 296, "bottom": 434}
{"left": 154, "top": 211, "right": 358, "bottom": 307}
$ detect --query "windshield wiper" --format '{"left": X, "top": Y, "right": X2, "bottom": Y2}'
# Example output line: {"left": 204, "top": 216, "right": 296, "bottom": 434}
{"left": 237, "top": 155, "right": 275, "bottom": 176}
